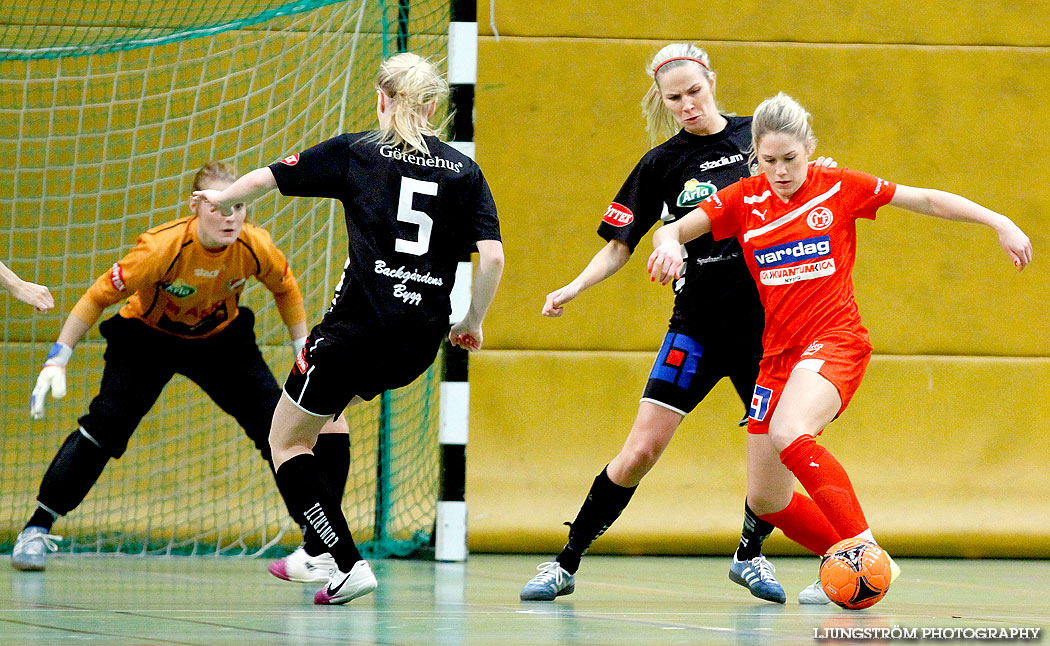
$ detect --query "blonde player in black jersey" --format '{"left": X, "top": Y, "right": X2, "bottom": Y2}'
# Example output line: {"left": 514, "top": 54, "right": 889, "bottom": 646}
{"left": 195, "top": 52, "right": 504, "bottom": 605}
{"left": 521, "top": 44, "right": 840, "bottom": 605}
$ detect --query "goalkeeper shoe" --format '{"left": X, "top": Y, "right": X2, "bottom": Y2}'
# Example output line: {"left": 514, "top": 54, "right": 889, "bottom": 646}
{"left": 11, "top": 526, "right": 62, "bottom": 571}
{"left": 314, "top": 560, "right": 377, "bottom": 605}
{"left": 729, "top": 555, "right": 786, "bottom": 604}
{"left": 268, "top": 546, "right": 335, "bottom": 583}
{"left": 520, "top": 561, "right": 575, "bottom": 601}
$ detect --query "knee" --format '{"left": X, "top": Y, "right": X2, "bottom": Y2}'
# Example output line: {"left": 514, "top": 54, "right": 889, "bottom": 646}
{"left": 615, "top": 443, "right": 663, "bottom": 481}
{"left": 746, "top": 487, "right": 793, "bottom": 516}
{"left": 768, "top": 420, "right": 811, "bottom": 454}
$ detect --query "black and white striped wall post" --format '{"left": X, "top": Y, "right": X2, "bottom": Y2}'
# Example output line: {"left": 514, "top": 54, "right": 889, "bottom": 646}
{"left": 435, "top": 0, "right": 477, "bottom": 563}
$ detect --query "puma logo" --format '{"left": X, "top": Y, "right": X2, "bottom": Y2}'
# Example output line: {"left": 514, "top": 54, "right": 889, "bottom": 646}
{"left": 752, "top": 208, "right": 768, "bottom": 221}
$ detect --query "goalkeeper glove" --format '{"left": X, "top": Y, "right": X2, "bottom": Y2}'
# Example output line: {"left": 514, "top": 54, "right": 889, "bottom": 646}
{"left": 30, "top": 342, "right": 72, "bottom": 420}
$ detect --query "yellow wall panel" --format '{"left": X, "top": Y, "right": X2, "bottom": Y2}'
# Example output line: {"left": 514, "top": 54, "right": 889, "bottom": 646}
{"left": 478, "top": 1, "right": 1048, "bottom": 47}
{"left": 467, "top": 352, "right": 1050, "bottom": 557}
{"left": 477, "top": 37, "right": 1050, "bottom": 355}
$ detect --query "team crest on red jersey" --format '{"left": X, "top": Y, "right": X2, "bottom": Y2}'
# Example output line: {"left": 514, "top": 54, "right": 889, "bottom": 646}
{"left": 602, "top": 202, "right": 634, "bottom": 227}
{"left": 807, "top": 207, "right": 834, "bottom": 231}
{"left": 280, "top": 153, "right": 300, "bottom": 166}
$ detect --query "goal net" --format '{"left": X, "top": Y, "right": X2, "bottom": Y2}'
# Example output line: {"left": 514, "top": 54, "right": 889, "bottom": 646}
{"left": 0, "top": 0, "right": 450, "bottom": 558}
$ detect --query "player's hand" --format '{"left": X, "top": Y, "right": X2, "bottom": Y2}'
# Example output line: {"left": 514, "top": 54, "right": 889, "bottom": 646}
{"left": 30, "top": 342, "right": 72, "bottom": 420}
{"left": 811, "top": 156, "right": 838, "bottom": 168}
{"left": 997, "top": 220, "right": 1032, "bottom": 270}
{"left": 448, "top": 320, "right": 482, "bottom": 351}
{"left": 647, "top": 241, "right": 683, "bottom": 285}
{"left": 191, "top": 189, "right": 231, "bottom": 215}
{"left": 541, "top": 283, "right": 580, "bottom": 317}
{"left": 11, "top": 280, "right": 54, "bottom": 312}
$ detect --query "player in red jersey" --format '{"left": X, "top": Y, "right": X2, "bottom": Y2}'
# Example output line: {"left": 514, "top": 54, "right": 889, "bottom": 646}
{"left": 648, "top": 92, "right": 1031, "bottom": 601}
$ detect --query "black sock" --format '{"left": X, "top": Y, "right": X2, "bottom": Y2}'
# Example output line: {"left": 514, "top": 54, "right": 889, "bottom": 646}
{"left": 302, "top": 433, "right": 351, "bottom": 556}
{"left": 734, "top": 501, "right": 775, "bottom": 561}
{"left": 274, "top": 453, "right": 362, "bottom": 570}
{"left": 555, "top": 466, "right": 636, "bottom": 575}
{"left": 30, "top": 429, "right": 111, "bottom": 531}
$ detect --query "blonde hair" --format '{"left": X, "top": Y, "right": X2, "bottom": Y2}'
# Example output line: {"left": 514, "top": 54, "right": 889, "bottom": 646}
{"left": 192, "top": 160, "right": 237, "bottom": 191}
{"left": 641, "top": 43, "right": 716, "bottom": 146}
{"left": 750, "top": 92, "right": 817, "bottom": 167}
{"left": 369, "top": 52, "right": 451, "bottom": 156}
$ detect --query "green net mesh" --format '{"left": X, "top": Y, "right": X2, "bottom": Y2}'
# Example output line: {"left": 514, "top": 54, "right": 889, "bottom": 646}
{"left": 0, "top": 0, "right": 451, "bottom": 558}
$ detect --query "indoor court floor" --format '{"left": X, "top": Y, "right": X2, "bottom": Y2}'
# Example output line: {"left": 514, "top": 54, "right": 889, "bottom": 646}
{"left": 0, "top": 554, "right": 1046, "bottom": 645}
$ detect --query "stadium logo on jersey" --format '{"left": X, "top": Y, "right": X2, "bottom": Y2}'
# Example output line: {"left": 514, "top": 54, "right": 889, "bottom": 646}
{"left": 697, "top": 153, "right": 744, "bottom": 172}
{"left": 280, "top": 153, "right": 300, "bottom": 166}
{"left": 749, "top": 384, "right": 773, "bottom": 422}
{"left": 807, "top": 206, "right": 834, "bottom": 231}
{"left": 162, "top": 278, "right": 196, "bottom": 298}
{"left": 227, "top": 277, "right": 247, "bottom": 291}
{"left": 753, "top": 235, "right": 831, "bottom": 268}
{"left": 676, "top": 179, "right": 717, "bottom": 207}
{"left": 194, "top": 268, "right": 219, "bottom": 278}
{"left": 602, "top": 202, "right": 634, "bottom": 227}
{"left": 109, "top": 263, "right": 126, "bottom": 292}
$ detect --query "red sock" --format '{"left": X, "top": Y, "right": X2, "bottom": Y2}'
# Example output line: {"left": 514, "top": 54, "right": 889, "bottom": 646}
{"left": 759, "top": 491, "right": 841, "bottom": 555}
{"left": 779, "top": 435, "right": 868, "bottom": 539}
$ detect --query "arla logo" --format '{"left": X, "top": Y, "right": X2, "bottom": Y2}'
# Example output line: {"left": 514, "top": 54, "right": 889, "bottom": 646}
{"left": 602, "top": 202, "right": 634, "bottom": 227}
{"left": 807, "top": 206, "right": 833, "bottom": 231}
{"left": 162, "top": 279, "right": 196, "bottom": 298}
{"left": 676, "top": 179, "right": 717, "bottom": 207}
{"left": 280, "top": 153, "right": 300, "bottom": 166}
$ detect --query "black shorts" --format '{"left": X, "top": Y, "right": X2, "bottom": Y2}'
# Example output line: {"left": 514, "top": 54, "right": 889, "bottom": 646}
{"left": 79, "top": 308, "right": 281, "bottom": 459}
{"left": 640, "top": 329, "right": 762, "bottom": 418}
{"left": 283, "top": 324, "right": 445, "bottom": 417}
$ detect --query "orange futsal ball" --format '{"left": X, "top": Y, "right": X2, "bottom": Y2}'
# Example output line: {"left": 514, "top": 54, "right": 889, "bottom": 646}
{"left": 819, "top": 538, "right": 893, "bottom": 609}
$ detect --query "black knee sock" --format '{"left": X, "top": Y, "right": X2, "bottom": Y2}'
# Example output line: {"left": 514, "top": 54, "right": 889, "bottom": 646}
{"left": 29, "top": 429, "right": 111, "bottom": 531}
{"left": 302, "top": 433, "right": 351, "bottom": 556}
{"left": 734, "top": 501, "right": 775, "bottom": 561}
{"left": 555, "top": 466, "right": 636, "bottom": 575}
{"left": 274, "top": 453, "right": 362, "bottom": 570}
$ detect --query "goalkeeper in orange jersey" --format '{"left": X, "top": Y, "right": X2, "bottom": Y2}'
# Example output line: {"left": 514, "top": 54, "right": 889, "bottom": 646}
{"left": 13, "top": 160, "right": 349, "bottom": 574}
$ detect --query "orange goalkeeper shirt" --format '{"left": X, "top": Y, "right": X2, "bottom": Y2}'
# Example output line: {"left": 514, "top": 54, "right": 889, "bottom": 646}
{"left": 74, "top": 216, "right": 305, "bottom": 338}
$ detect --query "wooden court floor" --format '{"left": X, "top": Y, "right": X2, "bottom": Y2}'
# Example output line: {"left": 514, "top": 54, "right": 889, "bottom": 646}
{"left": 0, "top": 554, "right": 1047, "bottom": 645}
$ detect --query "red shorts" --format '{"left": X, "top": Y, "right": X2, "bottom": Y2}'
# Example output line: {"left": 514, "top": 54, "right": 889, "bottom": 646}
{"left": 746, "top": 330, "right": 872, "bottom": 435}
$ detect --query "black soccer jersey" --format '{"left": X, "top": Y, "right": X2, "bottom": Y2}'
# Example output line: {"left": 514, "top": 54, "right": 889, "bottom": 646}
{"left": 597, "top": 116, "right": 763, "bottom": 343}
{"left": 270, "top": 133, "right": 501, "bottom": 335}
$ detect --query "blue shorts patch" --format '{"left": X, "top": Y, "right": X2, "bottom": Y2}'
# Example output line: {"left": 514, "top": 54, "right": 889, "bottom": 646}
{"left": 648, "top": 332, "right": 703, "bottom": 390}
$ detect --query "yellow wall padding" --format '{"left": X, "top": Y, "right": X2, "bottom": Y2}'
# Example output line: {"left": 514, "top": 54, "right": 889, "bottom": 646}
{"left": 476, "top": 38, "right": 1048, "bottom": 355}
{"left": 467, "top": 351, "right": 1050, "bottom": 558}
{"left": 478, "top": 1, "right": 1046, "bottom": 46}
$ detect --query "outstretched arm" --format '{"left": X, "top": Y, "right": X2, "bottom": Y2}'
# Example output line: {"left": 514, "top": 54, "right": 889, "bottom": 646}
{"left": 192, "top": 167, "right": 277, "bottom": 213}
{"left": 0, "top": 261, "right": 54, "bottom": 312}
{"left": 890, "top": 185, "right": 1032, "bottom": 270}
{"left": 647, "top": 208, "right": 713, "bottom": 285}
{"left": 449, "top": 239, "right": 504, "bottom": 351}
{"left": 542, "top": 240, "right": 631, "bottom": 317}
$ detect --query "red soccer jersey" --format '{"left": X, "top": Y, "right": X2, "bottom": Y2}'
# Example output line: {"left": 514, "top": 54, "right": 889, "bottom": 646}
{"left": 702, "top": 166, "right": 896, "bottom": 356}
